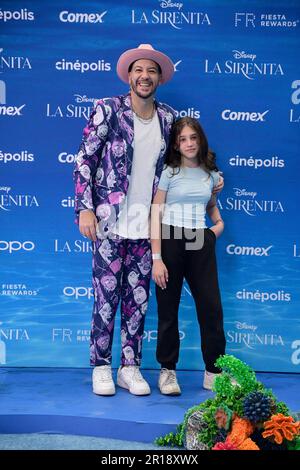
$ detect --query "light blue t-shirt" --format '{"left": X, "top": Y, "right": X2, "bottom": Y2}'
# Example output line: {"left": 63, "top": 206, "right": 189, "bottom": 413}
{"left": 158, "top": 165, "right": 220, "bottom": 229}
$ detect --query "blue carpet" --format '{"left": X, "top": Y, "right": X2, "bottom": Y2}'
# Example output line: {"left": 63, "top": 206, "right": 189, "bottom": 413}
{"left": 0, "top": 367, "right": 299, "bottom": 448}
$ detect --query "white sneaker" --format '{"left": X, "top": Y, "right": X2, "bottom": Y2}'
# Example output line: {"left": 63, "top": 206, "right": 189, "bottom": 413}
{"left": 159, "top": 369, "right": 181, "bottom": 395}
{"left": 92, "top": 365, "right": 115, "bottom": 396}
{"left": 117, "top": 366, "right": 151, "bottom": 396}
{"left": 203, "top": 370, "right": 221, "bottom": 391}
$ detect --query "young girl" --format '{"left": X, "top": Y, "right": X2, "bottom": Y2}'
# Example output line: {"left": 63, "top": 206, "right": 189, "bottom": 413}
{"left": 151, "top": 117, "right": 226, "bottom": 395}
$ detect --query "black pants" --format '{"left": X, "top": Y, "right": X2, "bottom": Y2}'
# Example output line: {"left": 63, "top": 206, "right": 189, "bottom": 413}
{"left": 156, "top": 225, "right": 226, "bottom": 373}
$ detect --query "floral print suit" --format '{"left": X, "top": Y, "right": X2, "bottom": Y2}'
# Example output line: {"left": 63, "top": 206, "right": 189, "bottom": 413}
{"left": 74, "top": 93, "right": 176, "bottom": 366}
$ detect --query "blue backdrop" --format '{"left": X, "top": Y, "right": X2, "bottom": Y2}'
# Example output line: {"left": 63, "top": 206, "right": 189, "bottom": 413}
{"left": 1, "top": 0, "right": 300, "bottom": 372}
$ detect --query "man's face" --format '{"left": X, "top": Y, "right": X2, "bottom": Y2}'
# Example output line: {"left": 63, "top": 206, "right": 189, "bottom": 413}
{"left": 128, "top": 59, "right": 162, "bottom": 99}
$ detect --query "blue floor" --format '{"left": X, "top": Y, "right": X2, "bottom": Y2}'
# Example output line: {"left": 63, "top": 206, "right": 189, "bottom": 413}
{"left": 0, "top": 368, "right": 299, "bottom": 444}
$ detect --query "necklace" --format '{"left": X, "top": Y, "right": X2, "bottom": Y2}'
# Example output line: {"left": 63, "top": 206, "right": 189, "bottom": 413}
{"left": 132, "top": 103, "right": 156, "bottom": 124}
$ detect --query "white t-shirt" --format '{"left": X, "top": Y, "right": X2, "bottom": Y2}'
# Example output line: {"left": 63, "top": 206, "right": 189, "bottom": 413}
{"left": 112, "top": 112, "right": 161, "bottom": 238}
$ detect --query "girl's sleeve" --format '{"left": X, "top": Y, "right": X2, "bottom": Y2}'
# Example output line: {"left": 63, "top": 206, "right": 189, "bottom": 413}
{"left": 158, "top": 166, "right": 171, "bottom": 191}
{"left": 211, "top": 170, "right": 221, "bottom": 187}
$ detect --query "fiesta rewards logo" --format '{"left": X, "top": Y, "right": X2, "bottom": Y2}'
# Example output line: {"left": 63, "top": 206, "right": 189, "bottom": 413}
{"left": 131, "top": 1, "right": 211, "bottom": 30}
{"left": 218, "top": 188, "right": 284, "bottom": 216}
{"left": 234, "top": 12, "right": 299, "bottom": 29}
{"left": 1, "top": 284, "right": 38, "bottom": 296}
{"left": 204, "top": 50, "right": 284, "bottom": 80}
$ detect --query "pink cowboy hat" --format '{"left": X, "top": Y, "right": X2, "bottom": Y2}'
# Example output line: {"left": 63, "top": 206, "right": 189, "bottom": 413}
{"left": 117, "top": 43, "right": 174, "bottom": 84}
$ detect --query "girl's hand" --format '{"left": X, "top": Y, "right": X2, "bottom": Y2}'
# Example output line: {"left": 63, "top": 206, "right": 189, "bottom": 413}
{"left": 210, "top": 220, "right": 224, "bottom": 238}
{"left": 212, "top": 175, "right": 224, "bottom": 194}
{"left": 152, "top": 260, "right": 169, "bottom": 289}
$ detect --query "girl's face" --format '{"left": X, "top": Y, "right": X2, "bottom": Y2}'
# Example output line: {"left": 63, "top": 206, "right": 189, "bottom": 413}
{"left": 177, "top": 125, "right": 200, "bottom": 166}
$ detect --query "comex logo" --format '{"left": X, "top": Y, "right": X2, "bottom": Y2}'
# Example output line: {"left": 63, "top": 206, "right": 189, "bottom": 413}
{"left": 0, "top": 79, "right": 26, "bottom": 116}
{"left": 59, "top": 10, "right": 107, "bottom": 23}
{"left": 0, "top": 241, "right": 35, "bottom": 253}
{"left": 222, "top": 109, "right": 269, "bottom": 121}
{"left": 58, "top": 152, "right": 76, "bottom": 163}
{"left": 226, "top": 244, "right": 273, "bottom": 256}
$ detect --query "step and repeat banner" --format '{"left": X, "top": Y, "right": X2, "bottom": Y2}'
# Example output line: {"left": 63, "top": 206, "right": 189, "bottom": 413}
{"left": 1, "top": 0, "right": 300, "bottom": 372}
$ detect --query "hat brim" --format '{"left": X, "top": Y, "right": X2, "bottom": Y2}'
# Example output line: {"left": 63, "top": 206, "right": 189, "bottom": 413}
{"left": 117, "top": 48, "right": 174, "bottom": 85}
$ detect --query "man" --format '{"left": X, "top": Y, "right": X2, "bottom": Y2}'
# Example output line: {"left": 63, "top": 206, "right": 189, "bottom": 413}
{"left": 74, "top": 44, "right": 176, "bottom": 396}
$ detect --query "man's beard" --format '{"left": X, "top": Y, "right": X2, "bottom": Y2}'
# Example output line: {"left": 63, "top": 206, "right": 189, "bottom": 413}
{"left": 130, "top": 78, "right": 157, "bottom": 100}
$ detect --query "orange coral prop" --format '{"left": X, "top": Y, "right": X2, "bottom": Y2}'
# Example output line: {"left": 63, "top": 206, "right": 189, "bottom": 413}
{"left": 238, "top": 438, "right": 260, "bottom": 450}
{"left": 262, "top": 413, "right": 300, "bottom": 445}
{"left": 227, "top": 416, "right": 254, "bottom": 447}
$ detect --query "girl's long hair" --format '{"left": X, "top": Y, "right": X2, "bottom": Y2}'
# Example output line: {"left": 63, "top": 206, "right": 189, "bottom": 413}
{"left": 165, "top": 117, "right": 219, "bottom": 173}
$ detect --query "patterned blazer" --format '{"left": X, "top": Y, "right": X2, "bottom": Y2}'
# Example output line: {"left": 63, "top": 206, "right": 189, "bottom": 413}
{"left": 74, "top": 93, "right": 176, "bottom": 232}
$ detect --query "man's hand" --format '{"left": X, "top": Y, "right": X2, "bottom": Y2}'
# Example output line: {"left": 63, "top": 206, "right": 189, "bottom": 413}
{"left": 212, "top": 175, "right": 224, "bottom": 194}
{"left": 79, "top": 210, "right": 98, "bottom": 241}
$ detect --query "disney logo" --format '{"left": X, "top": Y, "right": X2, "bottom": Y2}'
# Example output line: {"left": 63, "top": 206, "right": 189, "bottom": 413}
{"left": 232, "top": 50, "right": 257, "bottom": 61}
{"left": 235, "top": 322, "right": 258, "bottom": 331}
{"left": 160, "top": 0, "right": 183, "bottom": 10}
{"left": 0, "top": 186, "right": 11, "bottom": 193}
{"left": 74, "top": 94, "right": 97, "bottom": 103}
{"left": 233, "top": 188, "right": 257, "bottom": 198}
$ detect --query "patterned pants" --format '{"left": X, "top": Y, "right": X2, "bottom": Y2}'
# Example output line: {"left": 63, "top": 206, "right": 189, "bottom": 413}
{"left": 90, "top": 236, "right": 152, "bottom": 366}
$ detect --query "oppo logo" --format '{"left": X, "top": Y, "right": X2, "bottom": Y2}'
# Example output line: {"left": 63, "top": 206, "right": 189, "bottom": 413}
{"left": 143, "top": 329, "right": 185, "bottom": 342}
{"left": 63, "top": 286, "right": 93, "bottom": 299}
{"left": 58, "top": 152, "right": 76, "bottom": 163}
{"left": 0, "top": 240, "right": 35, "bottom": 253}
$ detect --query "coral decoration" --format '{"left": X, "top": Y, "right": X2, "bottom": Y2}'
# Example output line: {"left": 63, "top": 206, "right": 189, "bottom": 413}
{"left": 156, "top": 355, "right": 300, "bottom": 451}
{"left": 212, "top": 440, "right": 238, "bottom": 450}
{"left": 243, "top": 391, "right": 272, "bottom": 423}
{"left": 237, "top": 438, "right": 260, "bottom": 450}
{"left": 262, "top": 413, "right": 300, "bottom": 444}
{"left": 215, "top": 406, "right": 233, "bottom": 430}
{"left": 227, "top": 416, "right": 254, "bottom": 447}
